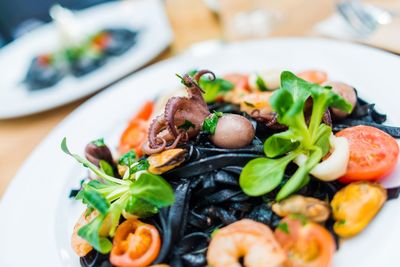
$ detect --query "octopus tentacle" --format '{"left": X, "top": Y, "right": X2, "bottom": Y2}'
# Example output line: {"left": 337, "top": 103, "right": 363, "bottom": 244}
{"left": 164, "top": 97, "right": 187, "bottom": 137}
{"left": 142, "top": 138, "right": 167, "bottom": 155}
{"left": 165, "top": 132, "right": 185, "bottom": 150}
{"left": 148, "top": 115, "right": 167, "bottom": 147}
{"left": 194, "top": 69, "right": 215, "bottom": 83}
{"left": 182, "top": 74, "right": 205, "bottom": 94}
{"left": 143, "top": 70, "right": 213, "bottom": 155}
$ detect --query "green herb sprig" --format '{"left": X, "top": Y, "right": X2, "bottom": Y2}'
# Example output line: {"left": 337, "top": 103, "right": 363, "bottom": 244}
{"left": 239, "top": 71, "right": 352, "bottom": 201}
{"left": 202, "top": 111, "right": 223, "bottom": 134}
{"left": 61, "top": 138, "right": 174, "bottom": 253}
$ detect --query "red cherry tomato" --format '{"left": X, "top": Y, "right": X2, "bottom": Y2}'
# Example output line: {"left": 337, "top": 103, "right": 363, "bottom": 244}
{"left": 275, "top": 216, "right": 335, "bottom": 267}
{"left": 110, "top": 219, "right": 161, "bottom": 267}
{"left": 118, "top": 101, "right": 154, "bottom": 157}
{"left": 336, "top": 125, "right": 399, "bottom": 182}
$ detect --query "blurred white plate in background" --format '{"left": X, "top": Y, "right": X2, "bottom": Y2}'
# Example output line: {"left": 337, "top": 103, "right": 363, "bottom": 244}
{"left": 0, "top": 38, "right": 400, "bottom": 266}
{"left": 0, "top": 0, "right": 172, "bottom": 119}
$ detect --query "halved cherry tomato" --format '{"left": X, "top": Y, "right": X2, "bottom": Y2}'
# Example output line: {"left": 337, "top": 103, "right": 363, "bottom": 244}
{"left": 131, "top": 100, "right": 154, "bottom": 121}
{"left": 275, "top": 216, "right": 335, "bottom": 267}
{"left": 110, "top": 219, "right": 161, "bottom": 267}
{"left": 119, "top": 101, "right": 154, "bottom": 157}
{"left": 297, "top": 70, "right": 327, "bottom": 84}
{"left": 336, "top": 125, "right": 399, "bottom": 182}
{"left": 223, "top": 73, "right": 250, "bottom": 91}
{"left": 119, "top": 119, "right": 148, "bottom": 157}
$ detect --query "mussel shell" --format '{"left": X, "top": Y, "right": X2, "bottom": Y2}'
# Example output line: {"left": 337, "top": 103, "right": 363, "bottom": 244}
{"left": 148, "top": 149, "right": 187, "bottom": 174}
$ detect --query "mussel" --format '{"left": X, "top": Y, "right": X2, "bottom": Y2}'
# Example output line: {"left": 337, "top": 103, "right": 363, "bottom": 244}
{"left": 272, "top": 195, "right": 330, "bottom": 223}
{"left": 148, "top": 149, "right": 187, "bottom": 175}
{"left": 331, "top": 182, "right": 387, "bottom": 237}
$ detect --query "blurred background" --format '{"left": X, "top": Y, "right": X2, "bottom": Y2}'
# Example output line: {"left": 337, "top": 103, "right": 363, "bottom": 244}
{"left": 0, "top": 0, "right": 399, "bottom": 196}
{"left": 0, "top": 0, "right": 111, "bottom": 45}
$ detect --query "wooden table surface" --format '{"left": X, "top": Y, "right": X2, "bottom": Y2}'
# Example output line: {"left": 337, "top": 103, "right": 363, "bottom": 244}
{"left": 0, "top": 0, "right": 398, "bottom": 197}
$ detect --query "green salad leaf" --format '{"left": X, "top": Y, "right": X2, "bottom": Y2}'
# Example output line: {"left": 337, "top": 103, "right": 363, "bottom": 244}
{"left": 239, "top": 154, "right": 297, "bottom": 196}
{"left": 62, "top": 138, "right": 175, "bottom": 253}
{"left": 77, "top": 215, "right": 112, "bottom": 254}
{"left": 118, "top": 150, "right": 137, "bottom": 166}
{"left": 99, "top": 160, "right": 114, "bottom": 176}
{"left": 118, "top": 150, "right": 149, "bottom": 179}
{"left": 82, "top": 189, "right": 110, "bottom": 215}
{"left": 239, "top": 71, "right": 353, "bottom": 200}
{"left": 129, "top": 159, "right": 150, "bottom": 175}
{"left": 125, "top": 197, "right": 158, "bottom": 218}
{"left": 130, "top": 172, "right": 175, "bottom": 207}
{"left": 263, "top": 129, "right": 300, "bottom": 158}
{"left": 202, "top": 111, "right": 223, "bottom": 134}
{"left": 201, "top": 77, "right": 234, "bottom": 103}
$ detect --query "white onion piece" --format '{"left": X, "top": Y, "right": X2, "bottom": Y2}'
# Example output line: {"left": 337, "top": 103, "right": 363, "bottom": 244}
{"left": 294, "top": 135, "right": 350, "bottom": 181}
{"left": 248, "top": 69, "right": 282, "bottom": 91}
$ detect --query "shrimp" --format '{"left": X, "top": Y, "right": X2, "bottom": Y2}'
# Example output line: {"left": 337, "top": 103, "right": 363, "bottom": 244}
{"left": 207, "top": 219, "right": 286, "bottom": 267}
{"left": 71, "top": 210, "right": 111, "bottom": 257}
{"left": 71, "top": 210, "right": 96, "bottom": 257}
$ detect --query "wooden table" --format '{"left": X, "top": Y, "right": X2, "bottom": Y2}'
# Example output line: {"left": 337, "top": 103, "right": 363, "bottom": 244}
{"left": 0, "top": 0, "right": 398, "bottom": 197}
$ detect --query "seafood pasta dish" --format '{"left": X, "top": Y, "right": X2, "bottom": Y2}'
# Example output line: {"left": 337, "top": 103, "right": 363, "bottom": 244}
{"left": 63, "top": 69, "right": 400, "bottom": 267}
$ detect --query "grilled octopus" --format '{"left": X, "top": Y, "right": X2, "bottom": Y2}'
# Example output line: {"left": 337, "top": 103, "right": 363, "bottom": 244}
{"left": 142, "top": 70, "right": 214, "bottom": 155}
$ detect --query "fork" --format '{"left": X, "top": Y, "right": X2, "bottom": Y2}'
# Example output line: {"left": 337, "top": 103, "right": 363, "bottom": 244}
{"left": 337, "top": 0, "right": 394, "bottom": 37}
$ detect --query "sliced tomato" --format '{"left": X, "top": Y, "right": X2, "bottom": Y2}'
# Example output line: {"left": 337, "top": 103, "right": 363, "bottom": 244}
{"left": 119, "top": 101, "right": 154, "bottom": 157}
{"left": 336, "top": 125, "right": 399, "bottom": 182}
{"left": 223, "top": 73, "right": 250, "bottom": 91}
{"left": 119, "top": 119, "right": 148, "bottom": 157}
{"left": 297, "top": 70, "right": 327, "bottom": 84}
{"left": 110, "top": 219, "right": 161, "bottom": 267}
{"left": 131, "top": 100, "right": 154, "bottom": 121}
{"left": 275, "top": 216, "right": 335, "bottom": 267}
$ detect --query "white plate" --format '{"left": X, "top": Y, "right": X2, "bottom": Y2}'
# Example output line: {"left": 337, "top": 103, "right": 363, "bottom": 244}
{"left": 1, "top": 38, "right": 400, "bottom": 267}
{"left": 0, "top": 0, "right": 172, "bottom": 119}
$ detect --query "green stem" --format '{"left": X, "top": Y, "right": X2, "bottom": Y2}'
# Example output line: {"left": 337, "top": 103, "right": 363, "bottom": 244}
{"left": 108, "top": 193, "right": 130, "bottom": 237}
{"left": 104, "top": 186, "right": 130, "bottom": 202}
{"left": 73, "top": 154, "right": 129, "bottom": 185}
{"left": 308, "top": 96, "right": 328, "bottom": 141}
{"left": 294, "top": 113, "right": 312, "bottom": 148}
{"left": 276, "top": 147, "right": 322, "bottom": 201}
